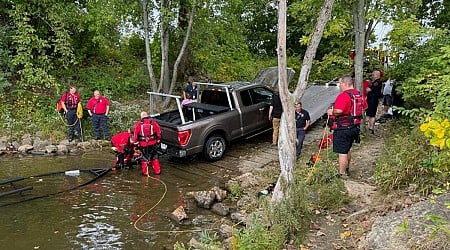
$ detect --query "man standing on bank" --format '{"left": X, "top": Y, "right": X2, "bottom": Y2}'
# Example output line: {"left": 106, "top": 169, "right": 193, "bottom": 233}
{"left": 295, "top": 102, "right": 310, "bottom": 157}
{"left": 268, "top": 91, "right": 283, "bottom": 146}
{"left": 86, "top": 90, "right": 110, "bottom": 140}
{"left": 366, "top": 70, "right": 383, "bottom": 133}
{"left": 327, "top": 75, "right": 366, "bottom": 177}
{"left": 60, "top": 86, "right": 82, "bottom": 142}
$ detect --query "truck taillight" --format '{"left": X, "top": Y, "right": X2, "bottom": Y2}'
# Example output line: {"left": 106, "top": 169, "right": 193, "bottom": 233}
{"left": 177, "top": 130, "right": 191, "bottom": 146}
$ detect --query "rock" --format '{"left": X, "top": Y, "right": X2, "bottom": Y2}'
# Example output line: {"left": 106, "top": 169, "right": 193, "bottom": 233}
{"left": 212, "top": 186, "right": 227, "bottom": 202}
{"left": 0, "top": 142, "right": 7, "bottom": 151}
{"left": 18, "top": 144, "right": 33, "bottom": 153}
{"left": 57, "top": 144, "right": 68, "bottom": 154}
{"left": 11, "top": 141, "right": 20, "bottom": 150}
{"left": 219, "top": 224, "right": 233, "bottom": 239}
{"left": 21, "top": 134, "right": 32, "bottom": 145}
{"left": 44, "top": 145, "right": 58, "bottom": 154}
{"left": 192, "top": 190, "right": 216, "bottom": 209}
{"left": 33, "top": 139, "right": 50, "bottom": 151}
{"left": 170, "top": 205, "right": 188, "bottom": 222}
{"left": 230, "top": 212, "right": 247, "bottom": 225}
{"left": 211, "top": 203, "right": 230, "bottom": 216}
{"left": 365, "top": 193, "right": 450, "bottom": 249}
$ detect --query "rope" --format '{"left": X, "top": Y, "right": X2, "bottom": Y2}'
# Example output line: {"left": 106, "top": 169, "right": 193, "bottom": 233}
{"left": 306, "top": 115, "right": 331, "bottom": 183}
{"left": 133, "top": 174, "right": 244, "bottom": 234}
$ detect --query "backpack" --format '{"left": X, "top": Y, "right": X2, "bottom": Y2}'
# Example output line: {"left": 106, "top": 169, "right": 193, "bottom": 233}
{"left": 329, "top": 91, "right": 365, "bottom": 130}
{"left": 56, "top": 93, "right": 67, "bottom": 113}
{"left": 137, "top": 118, "right": 161, "bottom": 146}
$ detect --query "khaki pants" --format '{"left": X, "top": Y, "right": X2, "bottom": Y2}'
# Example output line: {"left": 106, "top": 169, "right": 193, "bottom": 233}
{"left": 272, "top": 118, "right": 281, "bottom": 145}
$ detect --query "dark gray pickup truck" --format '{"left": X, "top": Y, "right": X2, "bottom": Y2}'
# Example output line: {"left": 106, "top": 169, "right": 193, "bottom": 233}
{"left": 148, "top": 81, "right": 275, "bottom": 161}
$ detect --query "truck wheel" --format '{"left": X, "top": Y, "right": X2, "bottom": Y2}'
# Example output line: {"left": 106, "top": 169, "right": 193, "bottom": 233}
{"left": 203, "top": 135, "right": 226, "bottom": 161}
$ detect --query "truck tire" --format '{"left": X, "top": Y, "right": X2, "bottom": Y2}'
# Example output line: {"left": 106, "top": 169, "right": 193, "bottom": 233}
{"left": 203, "top": 135, "right": 226, "bottom": 161}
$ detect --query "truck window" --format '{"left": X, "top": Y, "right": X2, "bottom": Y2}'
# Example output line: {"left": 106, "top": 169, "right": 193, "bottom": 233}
{"left": 240, "top": 90, "right": 252, "bottom": 106}
{"left": 240, "top": 87, "right": 273, "bottom": 106}
{"left": 250, "top": 87, "right": 273, "bottom": 104}
{"left": 202, "top": 90, "right": 235, "bottom": 108}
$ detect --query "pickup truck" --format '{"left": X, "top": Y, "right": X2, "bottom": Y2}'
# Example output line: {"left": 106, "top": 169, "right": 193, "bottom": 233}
{"left": 148, "top": 81, "right": 275, "bottom": 161}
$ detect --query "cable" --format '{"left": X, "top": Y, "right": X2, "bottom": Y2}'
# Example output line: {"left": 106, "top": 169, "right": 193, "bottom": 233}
{"left": 0, "top": 168, "right": 111, "bottom": 207}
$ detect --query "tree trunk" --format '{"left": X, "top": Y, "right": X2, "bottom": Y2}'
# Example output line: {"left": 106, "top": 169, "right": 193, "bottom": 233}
{"left": 353, "top": 0, "right": 365, "bottom": 93}
{"left": 293, "top": 0, "right": 335, "bottom": 101}
{"left": 271, "top": 0, "right": 295, "bottom": 203}
{"left": 163, "top": 5, "right": 196, "bottom": 107}
{"left": 158, "top": 0, "right": 171, "bottom": 94}
{"left": 272, "top": 0, "right": 336, "bottom": 203}
{"left": 353, "top": 0, "right": 366, "bottom": 130}
{"left": 141, "top": 0, "right": 157, "bottom": 91}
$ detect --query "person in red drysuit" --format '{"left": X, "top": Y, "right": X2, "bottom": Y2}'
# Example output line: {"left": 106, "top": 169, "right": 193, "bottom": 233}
{"left": 132, "top": 112, "right": 162, "bottom": 175}
{"left": 111, "top": 130, "right": 135, "bottom": 169}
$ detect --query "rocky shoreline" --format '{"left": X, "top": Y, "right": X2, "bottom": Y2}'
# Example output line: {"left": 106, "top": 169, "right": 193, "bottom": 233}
{"left": 0, "top": 133, "right": 110, "bottom": 156}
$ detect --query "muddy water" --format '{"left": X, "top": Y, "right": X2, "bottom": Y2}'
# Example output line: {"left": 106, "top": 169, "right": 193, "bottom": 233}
{"left": 0, "top": 137, "right": 262, "bottom": 249}
{"left": 0, "top": 123, "right": 327, "bottom": 249}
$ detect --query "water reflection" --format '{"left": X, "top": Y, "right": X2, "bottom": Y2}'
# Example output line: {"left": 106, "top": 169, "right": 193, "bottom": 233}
{"left": 75, "top": 207, "right": 124, "bottom": 249}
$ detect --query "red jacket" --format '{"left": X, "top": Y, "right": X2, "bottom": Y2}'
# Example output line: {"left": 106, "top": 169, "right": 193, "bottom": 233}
{"left": 133, "top": 117, "right": 161, "bottom": 147}
{"left": 60, "top": 92, "right": 81, "bottom": 110}
{"left": 86, "top": 96, "right": 109, "bottom": 114}
{"left": 111, "top": 132, "right": 132, "bottom": 153}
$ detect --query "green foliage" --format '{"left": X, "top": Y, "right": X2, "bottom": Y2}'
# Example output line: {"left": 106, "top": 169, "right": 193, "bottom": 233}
{"left": 375, "top": 123, "right": 450, "bottom": 195}
{"left": 231, "top": 214, "right": 286, "bottom": 250}
{"left": 420, "top": 118, "right": 450, "bottom": 150}
{"left": 227, "top": 182, "right": 245, "bottom": 201}
{"left": 198, "top": 230, "right": 223, "bottom": 249}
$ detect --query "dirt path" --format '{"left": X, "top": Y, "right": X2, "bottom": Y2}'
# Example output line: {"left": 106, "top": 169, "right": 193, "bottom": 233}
{"left": 302, "top": 120, "right": 393, "bottom": 250}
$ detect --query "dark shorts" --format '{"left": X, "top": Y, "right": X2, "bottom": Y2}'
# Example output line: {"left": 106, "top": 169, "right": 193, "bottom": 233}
{"left": 366, "top": 97, "right": 379, "bottom": 117}
{"left": 333, "top": 126, "right": 360, "bottom": 154}
{"left": 382, "top": 95, "right": 393, "bottom": 106}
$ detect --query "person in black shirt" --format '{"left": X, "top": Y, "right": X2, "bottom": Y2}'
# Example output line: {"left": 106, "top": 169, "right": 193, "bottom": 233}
{"left": 295, "top": 102, "right": 310, "bottom": 157}
{"left": 268, "top": 91, "right": 283, "bottom": 146}
{"left": 366, "top": 70, "right": 383, "bottom": 133}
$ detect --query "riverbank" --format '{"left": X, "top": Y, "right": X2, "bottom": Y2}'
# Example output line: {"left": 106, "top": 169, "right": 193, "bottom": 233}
{"left": 0, "top": 133, "right": 111, "bottom": 156}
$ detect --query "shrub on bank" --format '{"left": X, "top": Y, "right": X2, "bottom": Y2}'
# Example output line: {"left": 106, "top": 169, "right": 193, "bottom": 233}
{"left": 375, "top": 121, "right": 450, "bottom": 195}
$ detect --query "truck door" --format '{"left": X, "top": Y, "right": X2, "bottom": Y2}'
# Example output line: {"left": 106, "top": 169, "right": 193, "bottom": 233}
{"left": 239, "top": 87, "right": 273, "bottom": 134}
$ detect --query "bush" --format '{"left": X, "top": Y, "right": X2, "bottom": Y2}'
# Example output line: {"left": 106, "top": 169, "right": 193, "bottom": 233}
{"left": 375, "top": 122, "right": 450, "bottom": 195}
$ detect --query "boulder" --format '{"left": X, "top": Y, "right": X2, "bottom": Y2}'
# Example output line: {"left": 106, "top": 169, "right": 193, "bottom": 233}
{"left": 219, "top": 224, "right": 233, "bottom": 239}
{"left": 170, "top": 205, "right": 188, "bottom": 222}
{"left": 230, "top": 212, "right": 247, "bottom": 225}
{"left": 57, "top": 144, "right": 68, "bottom": 154}
{"left": 212, "top": 186, "right": 227, "bottom": 202}
{"left": 45, "top": 145, "right": 58, "bottom": 154}
{"left": 211, "top": 203, "right": 230, "bottom": 216}
{"left": 33, "top": 139, "right": 51, "bottom": 151}
{"left": 365, "top": 193, "right": 450, "bottom": 249}
{"left": 18, "top": 144, "right": 33, "bottom": 153}
{"left": 193, "top": 190, "right": 216, "bottom": 209}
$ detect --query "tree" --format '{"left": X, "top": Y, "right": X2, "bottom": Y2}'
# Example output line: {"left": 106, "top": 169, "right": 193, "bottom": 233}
{"left": 140, "top": 0, "right": 195, "bottom": 98}
{"left": 272, "top": 0, "right": 336, "bottom": 202}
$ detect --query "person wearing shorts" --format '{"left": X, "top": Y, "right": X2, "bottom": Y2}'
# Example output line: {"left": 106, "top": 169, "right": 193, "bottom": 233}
{"left": 327, "top": 75, "right": 366, "bottom": 177}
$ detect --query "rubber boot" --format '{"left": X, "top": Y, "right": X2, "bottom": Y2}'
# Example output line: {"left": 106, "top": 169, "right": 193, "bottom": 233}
{"left": 151, "top": 159, "right": 161, "bottom": 175}
{"left": 141, "top": 160, "right": 149, "bottom": 176}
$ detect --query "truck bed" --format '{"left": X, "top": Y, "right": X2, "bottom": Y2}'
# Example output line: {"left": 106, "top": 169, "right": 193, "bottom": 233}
{"left": 153, "top": 102, "right": 231, "bottom": 125}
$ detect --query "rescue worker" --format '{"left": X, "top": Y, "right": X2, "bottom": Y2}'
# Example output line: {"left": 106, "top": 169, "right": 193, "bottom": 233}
{"left": 132, "top": 112, "right": 162, "bottom": 175}
{"left": 60, "top": 86, "right": 82, "bottom": 142}
{"left": 86, "top": 90, "right": 110, "bottom": 140}
{"left": 327, "top": 75, "right": 367, "bottom": 177}
{"left": 111, "top": 130, "right": 135, "bottom": 169}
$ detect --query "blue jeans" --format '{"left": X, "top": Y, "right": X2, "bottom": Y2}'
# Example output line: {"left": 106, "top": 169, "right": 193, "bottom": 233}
{"left": 296, "top": 128, "right": 306, "bottom": 156}
{"left": 91, "top": 114, "right": 110, "bottom": 139}
{"left": 66, "top": 109, "right": 81, "bottom": 141}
